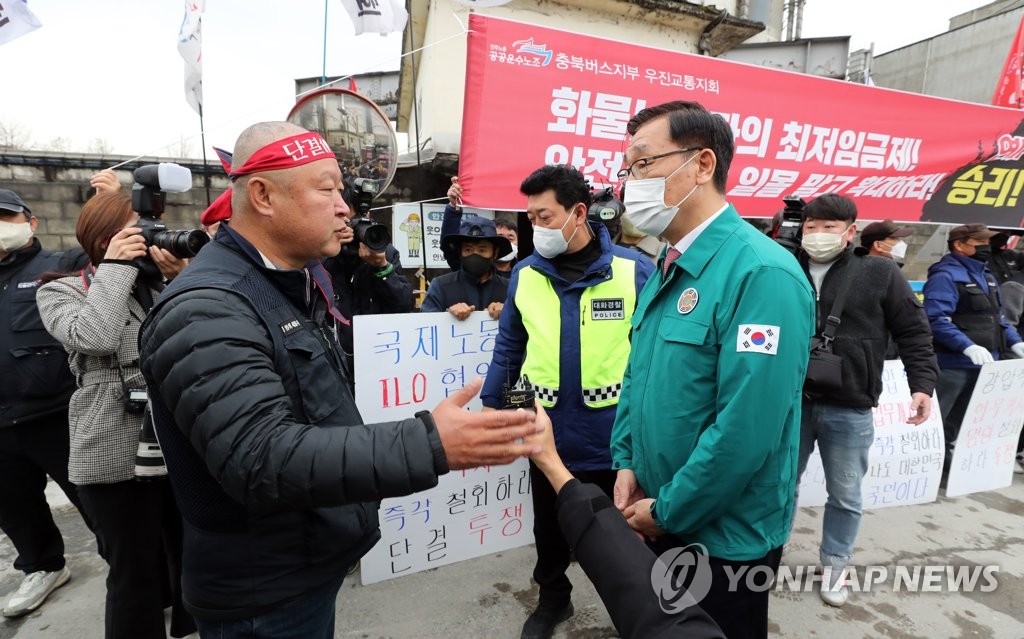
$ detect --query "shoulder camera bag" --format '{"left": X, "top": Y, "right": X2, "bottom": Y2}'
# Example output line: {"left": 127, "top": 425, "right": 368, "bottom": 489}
{"left": 804, "top": 259, "right": 861, "bottom": 394}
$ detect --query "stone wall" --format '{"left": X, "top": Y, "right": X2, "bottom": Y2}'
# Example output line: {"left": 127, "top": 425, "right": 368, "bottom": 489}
{"left": 0, "top": 149, "right": 454, "bottom": 243}
{"left": 0, "top": 150, "right": 457, "bottom": 302}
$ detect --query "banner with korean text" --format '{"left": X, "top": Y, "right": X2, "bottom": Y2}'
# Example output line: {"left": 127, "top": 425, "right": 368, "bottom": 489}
{"left": 461, "top": 14, "right": 1024, "bottom": 227}
{"left": 945, "top": 358, "right": 1024, "bottom": 498}
{"left": 353, "top": 311, "right": 534, "bottom": 584}
{"left": 798, "top": 360, "right": 945, "bottom": 510}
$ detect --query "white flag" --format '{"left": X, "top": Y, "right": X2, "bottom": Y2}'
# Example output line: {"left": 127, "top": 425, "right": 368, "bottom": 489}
{"left": 177, "top": 1, "right": 204, "bottom": 115}
{"left": 0, "top": 0, "right": 41, "bottom": 46}
{"left": 339, "top": 0, "right": 408, "bottom": 36}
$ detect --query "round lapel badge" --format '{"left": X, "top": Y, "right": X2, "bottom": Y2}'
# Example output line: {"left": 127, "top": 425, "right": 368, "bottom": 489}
{"left": 677, "top": 287, "right": 699, "bottom": 315}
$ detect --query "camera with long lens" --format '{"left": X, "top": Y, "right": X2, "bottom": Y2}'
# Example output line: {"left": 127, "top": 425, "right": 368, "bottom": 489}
{"left": 131, "top": 163, "right": 210, "bottom": 279}
{"left": 344, "top": 177, "right": 390, "bottom": 254}
{"left": 771, "top": 195, "right": 806, "bottom": 256}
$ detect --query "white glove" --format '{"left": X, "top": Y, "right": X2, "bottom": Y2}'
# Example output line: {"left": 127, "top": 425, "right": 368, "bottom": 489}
{"left": 963, "top": 344, "right": 995, "bottom": 366}
{"left": 1012, "top": 343, "right": 1024, "bottom": 359}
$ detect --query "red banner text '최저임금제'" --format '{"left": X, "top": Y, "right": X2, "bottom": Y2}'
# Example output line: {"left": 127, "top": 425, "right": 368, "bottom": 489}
{"left": 459, "top": 14, "right": 1024, "bottom": 227}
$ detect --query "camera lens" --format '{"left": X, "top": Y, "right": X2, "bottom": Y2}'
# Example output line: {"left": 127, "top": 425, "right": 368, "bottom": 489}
{"left": 361, "top": 224, "right": 391, "bottom": 253}
{"left": 152, "top": 229, "right": 210, "bottom": 258}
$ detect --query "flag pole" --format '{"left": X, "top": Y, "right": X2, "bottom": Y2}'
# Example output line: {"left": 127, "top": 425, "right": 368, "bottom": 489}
{"left": 198, "top": 103, "right": 211, "bottom": 208}
{"left": 321, "top": 0, "right": 329, "bottom": 88}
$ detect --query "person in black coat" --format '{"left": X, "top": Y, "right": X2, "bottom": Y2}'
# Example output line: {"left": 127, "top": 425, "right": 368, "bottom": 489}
{"left": 421, "top": 214, "right": 512, "bottom": 321}
{"left": 138, "top": 122, "right": 543, "bottom": 639}
{"left": 526, "top": 405, "right": 725, "bottom": 639}
{"left": 0, "top": 188, "right": 92, "bottom": 619}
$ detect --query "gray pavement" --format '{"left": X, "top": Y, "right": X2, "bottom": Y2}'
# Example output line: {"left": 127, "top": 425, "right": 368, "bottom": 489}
{"left": 3, "top": 476, "right": 1024, "bottom": 638}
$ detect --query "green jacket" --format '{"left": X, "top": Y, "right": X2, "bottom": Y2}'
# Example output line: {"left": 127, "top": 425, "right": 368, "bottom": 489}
{"left": 611, "top": 206, "right": 814, "bottom": 561}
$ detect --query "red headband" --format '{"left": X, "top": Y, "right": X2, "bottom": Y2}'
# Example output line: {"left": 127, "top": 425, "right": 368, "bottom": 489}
{"left": 201, "top": 132, "right": 334, "bottom": 225}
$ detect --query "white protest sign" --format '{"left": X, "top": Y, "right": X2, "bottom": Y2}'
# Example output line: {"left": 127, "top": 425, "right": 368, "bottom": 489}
{"left": 946, "top": 358, "right": 1024, "bottom": 498}
{"left": 391, "top": 203, "right": 494, "bottom": 269}
{"left": 798, "top": 360, "right": 945, "bottom": 509}
{"left": 353, "top": 311, "right": 534, "bottom": 584}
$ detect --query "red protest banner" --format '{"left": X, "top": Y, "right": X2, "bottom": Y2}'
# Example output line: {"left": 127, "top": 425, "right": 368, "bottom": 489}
{"left": 993, "top": 15, "right": 1024, "bottom": 109}
{"left": 460, "top": 14, "right": 1024, "bottom": 227}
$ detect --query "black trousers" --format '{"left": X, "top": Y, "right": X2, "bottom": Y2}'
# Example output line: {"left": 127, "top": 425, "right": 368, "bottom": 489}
{"left": 77, "top": 480, "right": 195, "bottom": 639}
{"left": 529, "top": 461, "right": 615, "bottom": 607}
{"left": 0, "top": 413, "right": 91, "bottom": 574}
{"left": 648, "top": 536, "right": 782, "bottom": 639}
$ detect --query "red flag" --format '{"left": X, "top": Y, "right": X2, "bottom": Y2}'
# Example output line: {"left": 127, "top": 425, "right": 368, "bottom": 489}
{"left": 993, "top": 16, "right": 1024, "bottom": 108}
{"left": 348, "top": 76, "right": 358, "bottom": 93}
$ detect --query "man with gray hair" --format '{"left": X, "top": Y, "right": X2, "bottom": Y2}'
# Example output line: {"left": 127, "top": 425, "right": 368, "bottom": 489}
{"left": 139, "top": 122, "right": 544, "bottom": 638}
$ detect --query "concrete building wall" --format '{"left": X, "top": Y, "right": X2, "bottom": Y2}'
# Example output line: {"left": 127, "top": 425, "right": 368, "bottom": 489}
{"left": 871, "top": 6, "right": 1024, "bottom": 105}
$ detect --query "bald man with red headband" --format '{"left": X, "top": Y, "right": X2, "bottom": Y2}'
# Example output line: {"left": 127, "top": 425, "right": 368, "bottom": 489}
{"left": 138, "top": 122, "right": 545, "bottom": 638}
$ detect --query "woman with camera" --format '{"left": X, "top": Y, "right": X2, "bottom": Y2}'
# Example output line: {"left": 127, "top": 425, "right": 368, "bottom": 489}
{"left": 36, "top": 191, "right": 195, "bottom": 638}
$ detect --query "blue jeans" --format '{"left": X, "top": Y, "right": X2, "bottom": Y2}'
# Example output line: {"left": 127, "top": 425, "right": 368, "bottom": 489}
{"left": 194, "top": 573, "right": 346, "bottom": 639}
{"left": 796, "top": 400, "right": 874, "bottom": 575}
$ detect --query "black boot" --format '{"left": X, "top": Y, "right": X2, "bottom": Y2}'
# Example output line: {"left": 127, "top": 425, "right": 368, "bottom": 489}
{"left": 521, "top": 601, "right": 574, "bottom": 639}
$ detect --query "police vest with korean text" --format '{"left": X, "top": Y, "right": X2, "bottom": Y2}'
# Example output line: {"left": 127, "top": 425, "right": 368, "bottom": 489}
{"left": 515, "top": 257, "right": 636, "bottom": 408}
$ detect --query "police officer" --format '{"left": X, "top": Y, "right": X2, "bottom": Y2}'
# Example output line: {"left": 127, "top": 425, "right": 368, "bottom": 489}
{"left": 482, "top": 164, "right": 654, "bottom": 639}
{"left": 0, "top": 188, "right": 90, "bottom": 618}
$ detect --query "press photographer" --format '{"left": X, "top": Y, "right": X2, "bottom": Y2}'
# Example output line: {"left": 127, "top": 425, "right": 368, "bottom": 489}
{"left": 324, "top": 176, "right": 413, "bottom": 354}
{"left": 35, "top": 170, "right": 196, "bottom": 638}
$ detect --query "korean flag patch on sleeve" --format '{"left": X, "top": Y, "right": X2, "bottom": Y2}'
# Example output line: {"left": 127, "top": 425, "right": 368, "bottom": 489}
{"left": 737, "top": 324, "right": 780, "bottom": 355}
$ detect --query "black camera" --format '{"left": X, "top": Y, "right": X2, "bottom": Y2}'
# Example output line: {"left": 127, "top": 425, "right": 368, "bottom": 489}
{"left": 131, "top": 163, "right": 210, "bottom": 265}
{"left": 771, "top": 195, "right": 806, "bottom": 256}
{"left": 345, "top": 177, "right": 390, "bottom": 254}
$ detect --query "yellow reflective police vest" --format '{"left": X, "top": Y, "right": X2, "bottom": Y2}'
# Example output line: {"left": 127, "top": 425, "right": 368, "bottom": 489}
{"left": 515, "top": 257, "right": 636, "bottom": 409}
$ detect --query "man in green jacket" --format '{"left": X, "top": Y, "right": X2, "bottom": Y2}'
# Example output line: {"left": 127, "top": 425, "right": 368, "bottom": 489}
{"left": 610, "top": 101, "right": 814, "bottom": 639}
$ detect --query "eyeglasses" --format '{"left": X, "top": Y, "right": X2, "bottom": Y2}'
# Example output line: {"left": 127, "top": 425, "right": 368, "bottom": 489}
{"left": 616, "top": 147, "right": 698, "bottom": 181}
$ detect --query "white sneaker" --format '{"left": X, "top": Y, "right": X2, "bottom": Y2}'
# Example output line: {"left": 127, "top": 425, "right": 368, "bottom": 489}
{"left": 819, "top": 566, "right": 849, "bottom": 607}
{"left": 819, "top": 582, "right": 849, "bottom": 607}
{"left": 1015, "top": 461, "right": 1024, "bottom": 475}
{"left": 2, "top": 567, "right": 71, "bottom": 617}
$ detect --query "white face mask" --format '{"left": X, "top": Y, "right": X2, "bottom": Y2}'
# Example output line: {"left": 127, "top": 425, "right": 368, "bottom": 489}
{"left": 622, "top": 152, "right": 700, "bottom": 238}
{"left": 0, "top": 220, "right": 33, "bottom": 252}
{"left": 533, "top": 211, "right": 579, "bottom": 259}
{"left": 498, "top": 243, "right": 517, "bottom": 262}
{"left": 801, "top": 232, "right": 847, "bottom": 262}
{"left": 888, "top": 239, "right": 908, "bottom": 261}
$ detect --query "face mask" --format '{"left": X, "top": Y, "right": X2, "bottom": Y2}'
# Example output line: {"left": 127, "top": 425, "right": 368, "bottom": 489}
{"left": 461, "top": 253, "right": 493, "bottom": 279}
{"left": 498, "top": 243, "right": 517, "bottom": 262}
{"left": 970, "top": 244, "right": 993, "bottom": 262}
{"left": 801, "top": 232, "right": 846, "bottom": 262}
{"left": 887, "top": 240, "right": 908, "bottom": 261}
{"left": 533, "top": 211, "right": 579, "bottom": 259}
{"left": 623, "top": 153, "right": 699, "bottom": 238}
{"left": 0, "top": 220, "right": 32, "bottom": 252}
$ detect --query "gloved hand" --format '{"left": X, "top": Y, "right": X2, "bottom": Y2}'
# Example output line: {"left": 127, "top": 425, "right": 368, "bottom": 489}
{"left": 963, "top": 344, "right": 995, "bottom": 366}
{"left": 1012, "top": 342, "right": 1024, "bottom": 359}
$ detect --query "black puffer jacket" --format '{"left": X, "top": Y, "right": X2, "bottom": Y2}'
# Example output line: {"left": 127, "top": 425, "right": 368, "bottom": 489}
{"left": 801, "top": 248, "right": 938, "bottom": 407}
{"left": 139, "top": 224, "right": 447, "bottom": 621}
